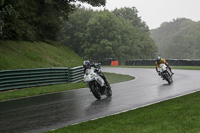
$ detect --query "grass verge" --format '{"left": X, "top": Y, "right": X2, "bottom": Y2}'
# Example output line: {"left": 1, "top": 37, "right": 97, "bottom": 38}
{"left": 0, "top": 72, "right": 134, "bottom": 101}
{"left": 105, "top": 72, "right": 135, "bottom": 84}
{"left": 46, "top": 91, "right": 200, "bottom": 133}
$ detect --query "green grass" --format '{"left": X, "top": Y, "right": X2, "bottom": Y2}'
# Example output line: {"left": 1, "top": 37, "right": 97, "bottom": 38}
{"left": 105, "top": 72, "right": 135, "bottom": 84}
{"left": 46, "top": 91, "right": 200, "bottom": 133}
{"left": 0, "top": 40, "right": 83, "bottom": 70}
{"left": 0, "top": 72, "right": 134, "bottom": 101}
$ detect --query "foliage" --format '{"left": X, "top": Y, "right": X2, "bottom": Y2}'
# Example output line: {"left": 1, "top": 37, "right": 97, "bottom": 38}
{"left": 112, "top": 7, "right": 149, "bottom": 33}
{"left": 150, "top": 18, "right": 200, "bottom": 59}
{"left": 58, "top": 7, "right": 157, "bottom": 62}
{"left": 78, "top": 0, "right": 106, "bottom": 6}
{"left": 0, "top": 1, "right": 19, "bottom": 37}
{"left": 0, "top": 0, "right": 105, "bottom": 41}
{"left": 58, "top": 7, "right": 95, "bottom": 56}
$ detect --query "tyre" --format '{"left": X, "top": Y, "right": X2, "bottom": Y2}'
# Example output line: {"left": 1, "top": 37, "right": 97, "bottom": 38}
{"left": 166, "top": 78, "right": 171, "bottom": 84}
{"left": 166, "top": 75, "right": 173, "bottom": 84}
{"left": 91, "top": 84, "right": 101, "bottom": 100}
{"left": 105, "top": 87, "right": 112, "bottom": 97}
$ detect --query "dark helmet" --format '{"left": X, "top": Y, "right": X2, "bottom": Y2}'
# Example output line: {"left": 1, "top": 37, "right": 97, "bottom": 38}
{"left": 156, "top": 56, "right": 161, "bottom": 64}
{"left": 83, "top": 60, "right": 90, "bottom": 69}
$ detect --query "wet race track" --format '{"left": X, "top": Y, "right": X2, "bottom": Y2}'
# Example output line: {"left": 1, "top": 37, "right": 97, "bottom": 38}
{"left": 1, "top": 68, "right": 200, "bottom": 133}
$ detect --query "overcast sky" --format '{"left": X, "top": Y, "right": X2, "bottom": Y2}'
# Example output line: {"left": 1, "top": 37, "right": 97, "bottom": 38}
{"left": 80, "top": 0, "right": 200, "bottom": 29}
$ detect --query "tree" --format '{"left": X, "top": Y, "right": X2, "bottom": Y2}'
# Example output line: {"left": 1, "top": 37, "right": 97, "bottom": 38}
{"left": 82, "top": 10, "right": 121, "bottom": 61}
{"left": 151, "top": 18, "right": 200, "bottom": 59}
{"left": 58, "top": 7, "right": 157, "bottom": 62}
{"left": 113, "top": 7, "right": 150, "bottom": 33}
{"left": 0, "top": 0, "right": 19, "bottom": 38}
{"left": 58, "top": 7, "right": 95, "bottom": 56}
{"left": 0, "top": 0, "right": 106, "bottom": 41}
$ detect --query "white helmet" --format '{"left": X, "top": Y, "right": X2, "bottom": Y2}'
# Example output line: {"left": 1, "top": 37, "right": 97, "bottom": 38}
{"left": 156, "top": 56, "right": 161, "bottom": 63}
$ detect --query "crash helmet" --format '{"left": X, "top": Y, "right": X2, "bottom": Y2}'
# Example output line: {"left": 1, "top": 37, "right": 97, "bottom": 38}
{"left": 156, "top": 56, "right": 161, "bottom": 64}
{"left": 83, "top": 60, "right": 90, "bottom": 69}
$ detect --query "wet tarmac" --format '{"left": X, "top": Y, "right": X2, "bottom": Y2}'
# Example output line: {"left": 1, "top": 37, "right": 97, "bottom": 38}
{"left": 0, "top": 68, "right": 200, "bottom": 133}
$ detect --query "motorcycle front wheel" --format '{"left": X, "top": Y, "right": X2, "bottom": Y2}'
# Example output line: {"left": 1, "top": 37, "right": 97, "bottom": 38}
{"left": 91, "top": 84, "right": 101, "bottom": 100}
{"left": 166, "top": 75, "right": 173, "bottom": 84}
{"left": 105, "top": 87, "right": 112, "bottom": 97}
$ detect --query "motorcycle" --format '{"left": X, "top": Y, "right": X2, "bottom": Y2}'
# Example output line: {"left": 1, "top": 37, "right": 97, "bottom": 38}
{"left": 83, "top": 67, "right": 112, "bottom": 100}
{"left": 158, "top": 64, "right": 173, "bottom": 84}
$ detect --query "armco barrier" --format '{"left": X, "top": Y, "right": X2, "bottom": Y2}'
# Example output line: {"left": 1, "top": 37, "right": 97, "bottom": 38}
{"left": 68, "top": 66, "right": 84, "bottom": 83}
{"left": 125, "top": 59, "right": 200, "bottom": 66}
{"left": 0, "top": 66, "right": 84, "bottom": 91}
{"left": 125, "top": 59, "right": 155, "bottom": 66}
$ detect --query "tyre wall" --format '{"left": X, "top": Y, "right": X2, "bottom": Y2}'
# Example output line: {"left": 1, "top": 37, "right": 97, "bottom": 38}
{"left": 125, "top": 59, "right": 200, "bottom": 66}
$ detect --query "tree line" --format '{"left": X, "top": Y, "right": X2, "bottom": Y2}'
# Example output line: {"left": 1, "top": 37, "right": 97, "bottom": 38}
{"left": 0, "top": 0, "right": 157, "bottom": 62}
{"left": 150, "top": 18, "right": 200, "bottom": 59}
{"left": 58, "top": 7, "right": 157, "bottom": 62}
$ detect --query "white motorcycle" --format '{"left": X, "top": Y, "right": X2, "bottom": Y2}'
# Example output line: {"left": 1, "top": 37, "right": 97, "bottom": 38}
{"left": 83, "top": 67, "right": 112, "bottom": 100}
{"left": 158, "top": 64, "right": 173, "bottom": 84}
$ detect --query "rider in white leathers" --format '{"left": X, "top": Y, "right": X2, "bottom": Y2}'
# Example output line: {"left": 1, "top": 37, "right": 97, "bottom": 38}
{"left": 83, "top": 60, "right": 111, "bottom": 89}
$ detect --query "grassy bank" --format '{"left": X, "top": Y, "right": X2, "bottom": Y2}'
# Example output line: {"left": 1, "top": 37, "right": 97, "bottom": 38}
{"left": 0, "top": 40, "right": 83, "bottom": 70}
{"left": 47, "top": 91, "right": 200, "bottom": 133}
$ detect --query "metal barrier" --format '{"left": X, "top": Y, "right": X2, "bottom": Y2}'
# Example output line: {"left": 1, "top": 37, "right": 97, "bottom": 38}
{"left": 0, "top": 66, "right": 84, "bottom": 91}
{"left": 68, "top": 66, "right": 84, "bottom": 83}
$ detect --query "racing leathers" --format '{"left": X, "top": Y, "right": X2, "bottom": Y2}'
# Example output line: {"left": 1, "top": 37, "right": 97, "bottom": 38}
{"left": 155, "top": 58, "right": 173, "bottom": 75}
{"left": 84, "top": 64, "right": 111, "bottom": 89}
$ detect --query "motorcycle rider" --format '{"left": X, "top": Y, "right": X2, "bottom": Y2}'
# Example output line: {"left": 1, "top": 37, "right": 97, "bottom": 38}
{"left": 155, "top": 56, "right": 174, "bottom": 75}
{"left": 83, "top": 60, "right": 111, "bottom": 89}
